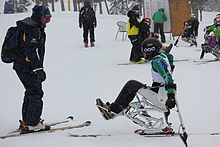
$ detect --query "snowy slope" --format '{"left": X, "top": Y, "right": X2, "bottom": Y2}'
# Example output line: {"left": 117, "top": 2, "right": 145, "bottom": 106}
{"left": 0, "top": 10, "right": 220, "bottom": 147}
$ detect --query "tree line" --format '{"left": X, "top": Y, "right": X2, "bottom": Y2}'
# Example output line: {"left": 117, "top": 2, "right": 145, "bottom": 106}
{"left": 4, "top": 0, "right": 220, "bottom": 15}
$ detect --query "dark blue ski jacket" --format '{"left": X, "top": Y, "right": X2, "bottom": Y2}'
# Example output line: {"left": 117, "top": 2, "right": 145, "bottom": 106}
{"left": 13, "top": 17, "right": 46, "bottom": 73}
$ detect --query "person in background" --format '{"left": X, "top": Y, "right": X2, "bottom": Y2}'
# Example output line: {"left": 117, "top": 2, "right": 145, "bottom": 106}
{"left": 13, "top": 5, "right": 52, "bottom": 134}
{"left": 138, "top": 17, "right": 152, "bottom": 45}
{"left": 127, "top": 4, "right": 145, "bottom": 64}
{"left": 181, "top": 14, "right": 199, "bottom": 47}
{"left": 200, "top": 16, "right": 220, "bottom": 59}
{"left": 152, "top": 8, "right": 167, "bottom": 43}
{"left": 79, "top": 1, "right": 97, "bottom": 48}
{"left": 186, "top": 14, "right": 199, "bottom": 37}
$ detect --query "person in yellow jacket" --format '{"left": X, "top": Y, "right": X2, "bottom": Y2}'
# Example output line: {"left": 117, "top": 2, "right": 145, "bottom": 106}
{"left": 127, "top": 5, "right": 145, "bottom": 64}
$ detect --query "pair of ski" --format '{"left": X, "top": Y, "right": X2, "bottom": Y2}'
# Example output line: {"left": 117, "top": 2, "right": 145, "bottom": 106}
{"left": 0, "top": 116, "right": 91, "bottom": 139}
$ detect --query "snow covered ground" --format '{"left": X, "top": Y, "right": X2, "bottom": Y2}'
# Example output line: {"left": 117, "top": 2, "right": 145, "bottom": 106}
{"left": 0, "top": 9, "right": 220, "bottom": 147}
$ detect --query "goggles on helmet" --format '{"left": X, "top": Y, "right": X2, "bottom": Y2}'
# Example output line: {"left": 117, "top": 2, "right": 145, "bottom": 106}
{"left": 41, "top": 15, "right": 52, "bottom": 26}
{"left": 133, "top": 10, "right": 140, "bottom": 13}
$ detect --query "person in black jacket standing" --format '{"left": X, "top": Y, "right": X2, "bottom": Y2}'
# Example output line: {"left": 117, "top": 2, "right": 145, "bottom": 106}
{"left": 13, "top": 5, "right": 51, "bottom": 134}
{"left": 79, "top": 1, "right": 97, "bottom": 48}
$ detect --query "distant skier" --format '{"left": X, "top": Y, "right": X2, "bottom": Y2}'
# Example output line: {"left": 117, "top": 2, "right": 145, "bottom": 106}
{"left": 138, "top": 18, "right": 158, "bottom": 43}
{"left": 152, "top": 8, "right": 167, "bottom": 43}
{"left": 12, "top": 5, "right": 52, "bottom": 133}
{"left": 127, "top": 4, "right": 145, "bottom": 64}
{"left": 138, "top": 17, "right": 152, "bottom": 44}
{"left": 79, "top": 1, "right": 97, "bottom": 48}
{"left": 181, "top": 14, "right": 199, "bottom": 46}
{"left": 138, "top": 17, "right": 172, "bottom": 53}
{"left": 201, "top": 16, "right": 220, "bottom": 60}
{"left": 96, "top": 38, "right": 176, "bottom": 121}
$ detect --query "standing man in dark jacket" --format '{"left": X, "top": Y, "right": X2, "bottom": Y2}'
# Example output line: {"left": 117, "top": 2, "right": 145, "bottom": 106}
{"left": 13, "top": 5, "right": 51, "bottom": 134}
{"left": 79, "top": 1, "right": 97, "bottom": 48}
{"left": 152, "top": 8, "right": 167, "bottom": 43}
{"left": 127, "top": 5, "right": 145, "bottom": 64}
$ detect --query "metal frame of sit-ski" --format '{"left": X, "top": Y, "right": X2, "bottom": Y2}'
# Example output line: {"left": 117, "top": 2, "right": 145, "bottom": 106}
{"left": 114, "top": 86, "right": 188, "bottom": 146}
{"left": 121, "top": 86, "right": 172, "bottom": 133}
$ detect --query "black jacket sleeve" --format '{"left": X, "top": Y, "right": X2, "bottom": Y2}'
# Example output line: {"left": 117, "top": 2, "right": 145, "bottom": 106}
{"left": 129, "top": 15, "right": 140, "bottom": 29}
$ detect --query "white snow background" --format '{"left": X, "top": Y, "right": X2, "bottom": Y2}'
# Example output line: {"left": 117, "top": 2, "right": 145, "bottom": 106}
{"left": 0, "top": 4, "right": 220, "bottom": 147}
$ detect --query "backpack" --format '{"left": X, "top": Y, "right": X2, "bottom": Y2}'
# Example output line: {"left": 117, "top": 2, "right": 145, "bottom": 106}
{"left": 82, "top": 8, "right": 95, "bottom": 23}
{"left": 1, "top": 26, "right": 25, "bottom": 63}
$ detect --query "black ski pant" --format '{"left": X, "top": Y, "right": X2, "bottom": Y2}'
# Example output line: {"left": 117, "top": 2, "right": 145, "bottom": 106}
{"left": 128, "top": 35, "right": 143, "bottom": 62}
{"left": 15, "top": 70, "right": 44, "bottom": 126}
{"left": 109, "top": 80, "right": 145, "bottom": 113}
{"left": 154, "top": 23, "right": 166, "bottom": 43}
{"left": 83, "top": 26, "right": 95, "bottom": 43}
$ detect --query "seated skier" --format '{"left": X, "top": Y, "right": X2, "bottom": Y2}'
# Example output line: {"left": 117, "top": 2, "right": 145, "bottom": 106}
{"left": 96, "top": 38, "right": 176, "bottom": 122}
{"left": 201, "top": 16, "right": 220, "bottom": 59}
{"left": 181, "top": 14, "right": 199, "bottom": 47}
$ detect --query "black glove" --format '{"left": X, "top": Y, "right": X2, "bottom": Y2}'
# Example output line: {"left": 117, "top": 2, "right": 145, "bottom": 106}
{"left": 94, "top": 22, "right": 97, "bottom": 28}
{"left": 205, "top": 30, "right": 210, "bottom": 35}
{"left": 33, "top": 68, "right": 46, "bottom": 82}
{"left": 165, "top": 93, "right": 176, "bottom": 109}
{"left": 79, "top": 23, "right": 82, "bottom": 28}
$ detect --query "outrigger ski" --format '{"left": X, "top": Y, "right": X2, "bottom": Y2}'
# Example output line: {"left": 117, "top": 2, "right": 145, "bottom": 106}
{"left": 0, "top": 121, "right": 91, "bottom": 139}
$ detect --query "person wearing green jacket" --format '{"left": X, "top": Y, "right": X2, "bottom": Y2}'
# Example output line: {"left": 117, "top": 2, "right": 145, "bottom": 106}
{"left": 152, "top": 8, "right": 167, "bottom": 43}
{"left": 200, "top": 16, "right": 220, "bottom": 59}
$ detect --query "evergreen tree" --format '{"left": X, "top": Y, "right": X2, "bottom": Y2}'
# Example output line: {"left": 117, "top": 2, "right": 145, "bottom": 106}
{"left": 108, "top": 0, "right": 129, "bottom": 15}
{"left": 16, "top": 0, "right": 31, "bottom": 13}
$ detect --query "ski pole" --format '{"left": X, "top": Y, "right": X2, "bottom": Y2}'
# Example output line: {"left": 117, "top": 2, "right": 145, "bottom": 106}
{"left": 175, "top": 94, "right": 188, "bottom": 147}
{"left": 174, "top": 26, "right": 185, "bottom": 46}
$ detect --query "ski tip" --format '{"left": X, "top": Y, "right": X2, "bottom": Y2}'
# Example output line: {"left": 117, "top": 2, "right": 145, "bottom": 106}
{"left": 67, "top": 116, "right": 74, "bottom": 120}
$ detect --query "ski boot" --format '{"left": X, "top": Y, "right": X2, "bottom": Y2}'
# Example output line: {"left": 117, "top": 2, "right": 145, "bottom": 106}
{"left": 91, "top": 42, "right": 95, "bottom": 47}
{"left": 96, "top": 98, "right": 115, "bottom": 120}
{"left": 84, "top": 43, "right": 89, "bottom": 48}
{"left": 19, "top": 119, "right": 50, "bottom": 134}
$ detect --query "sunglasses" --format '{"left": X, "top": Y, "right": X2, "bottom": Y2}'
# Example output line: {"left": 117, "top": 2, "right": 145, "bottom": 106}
{"left": 133, "top": 10, "right": 140, "bottom": 13}
{"left": 45, "top": 15, "right": 52, "bottom": 23}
